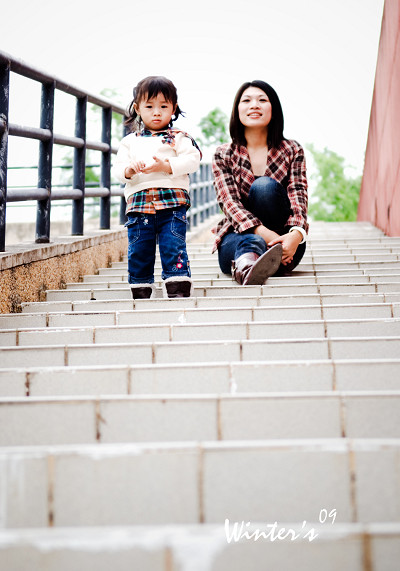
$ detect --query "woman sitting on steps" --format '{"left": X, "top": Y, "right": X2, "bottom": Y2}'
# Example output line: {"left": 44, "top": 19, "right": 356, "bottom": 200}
{"left": 212, "top": 80, "right": 308, "bottom": 285}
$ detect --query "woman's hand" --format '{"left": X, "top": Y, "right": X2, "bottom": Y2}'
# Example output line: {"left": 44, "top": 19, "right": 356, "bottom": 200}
{"left": 268, "top": 230, "right": 302, "bottom": 265}
{"left": 254, "top": 224, "right": 280, "bottom": 245}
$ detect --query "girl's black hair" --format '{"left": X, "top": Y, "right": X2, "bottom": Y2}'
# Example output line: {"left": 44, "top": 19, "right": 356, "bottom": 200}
{"left": 229, "top": 80, "right": 285, "bottom": 148}
{"left": 125, "top": 76, "right": 184, "bottom": 132}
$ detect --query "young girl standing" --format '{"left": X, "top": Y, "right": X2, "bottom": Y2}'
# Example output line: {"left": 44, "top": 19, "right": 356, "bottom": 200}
{"left": 114, "top": 76, "right": 201, "bottom": 299}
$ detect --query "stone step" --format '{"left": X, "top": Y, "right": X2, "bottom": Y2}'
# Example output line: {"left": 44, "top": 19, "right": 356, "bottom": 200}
{"left": 118, "top": 251, "right": 399, "bottom": 265}
{"left": 75, "top": 273, "right": 400, "bottom": 288}
{"left": 37, "top": 279, "right": 400, "bottom": 303}
{"left": 19, "top": 293, "right": 400, "bottom": 314}
{"left": 2, "top": 317, "right": 400, "bottom": 347}
{"left": 1, "top": 523, "right": 400, "bottom": 571}
{"left": 1, "top": 337, "right": 400, "bottom": 368}
{"left": 81, "top": 268, "right": 400, "bottom": 283}
{"left": 123, "top": 245, "right": 400, "bottom": 256}
{"left": 42, "top": 280, "right": 400, "bottom": 302}
{"left": 9, "top": 301, "right": 400, "bottom": 327}
{"left": 313, "top": 254, "right": 400, "bottom": 262}
{"left": 1, "top": 295, "right": 398, "bottom": 323}
{"left": 100, "top": 259, "right": 400, "bottom": 276}
{"left": 312, "top": 261, "right": 400, "bottom": 271}
{"left": 1, "top": 392, "right": 400, "bottom": 446}
{"left": 0, "top": 439, "right": 399, "bottom": 527}
{"left": 312, "top": 245, "right": 400, "bottom": 251}
{"left": 2, "top": 359, "right": 400, "bottom": 397}
{"left": 98, "top": 265, "right": 221, "bottom": 275}
{"left": 4, "top": 293, "right": 400, "bottom": 324}
{"left": 101, "top": 262, "right": 400, "bottom": 285}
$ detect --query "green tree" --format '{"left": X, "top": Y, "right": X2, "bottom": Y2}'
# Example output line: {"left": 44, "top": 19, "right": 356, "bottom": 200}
{"left": 198, "top": 107, "right": 229, "bottom": 148}
{"left": 307, "top": 144, "right": 361, "bottom": 222}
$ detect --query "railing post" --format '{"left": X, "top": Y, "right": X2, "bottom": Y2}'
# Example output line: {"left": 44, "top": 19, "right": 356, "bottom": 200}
{"left": 200, "top": 164, "right": 205, "bottom": 223}
{"left": 119, "top": 194, "right": 127, "bottom": 226}
{"left": 192, "top": 171, "right": 198, "bottom": 228}
{"left": 206, "top": 163, "right": 212, "bottom": 216}
{"left": 202, "top": 164, "right": 207, "bottom": 220}
{"left": 0, "top": 59, "right": 10, "bottom": 252}
{"left": 72, "top": 95, "right": 87, "bottom": 235}
{"left": 100, "top": 106, "right": 111, "bottom": 229}
{"left": 35, "top": 80, "right": 55, "bottom": 243}
{"left": 119, "top": 122, "right": 128, "bottom": 226}
{"left": 209, "top": 164, "right": 217, "bottom": 215}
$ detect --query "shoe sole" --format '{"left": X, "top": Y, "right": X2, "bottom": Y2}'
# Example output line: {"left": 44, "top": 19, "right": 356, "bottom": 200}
{"left": 245, "top": 244, "right": 283, "bottom": 285}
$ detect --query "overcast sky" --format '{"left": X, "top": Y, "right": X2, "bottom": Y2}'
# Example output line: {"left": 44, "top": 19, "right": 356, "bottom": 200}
{"left": 3, "top": 0, "right": 384, "bottom": 175}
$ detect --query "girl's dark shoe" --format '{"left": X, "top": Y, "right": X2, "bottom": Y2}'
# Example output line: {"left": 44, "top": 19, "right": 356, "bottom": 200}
{"left": 162, "top": 277, "right": 194, "bottom": 298}
{"left": 130, "top": 283, "right": 156, "bottom": 299}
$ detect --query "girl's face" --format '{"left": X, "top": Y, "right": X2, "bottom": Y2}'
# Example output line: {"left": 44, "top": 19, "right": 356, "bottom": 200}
{"left": 134, "top": 92, "right": 177, "bottom": 131}
{"left": 238, "top": 86, "right": 272, "bottom": 130}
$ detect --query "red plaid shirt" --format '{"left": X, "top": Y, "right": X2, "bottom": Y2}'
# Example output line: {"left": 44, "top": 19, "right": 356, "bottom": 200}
{"left": 212, "top": 140, "right": 308, "bottom": 252}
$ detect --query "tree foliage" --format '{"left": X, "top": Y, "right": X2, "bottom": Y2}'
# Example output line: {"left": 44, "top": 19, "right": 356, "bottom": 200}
{"left": 198, "top": 107, "right": 229, "bottom": 148}
{"left": 307, "top": 144, "right": 361, "bottom": 222}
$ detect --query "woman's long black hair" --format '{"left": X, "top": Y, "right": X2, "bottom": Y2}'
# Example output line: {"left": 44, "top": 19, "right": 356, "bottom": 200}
{"left": 125, "top": 76, "right": 184, "bottom": 132}
{"left": 229, "top": 80, "right": 285, "bottom": 148}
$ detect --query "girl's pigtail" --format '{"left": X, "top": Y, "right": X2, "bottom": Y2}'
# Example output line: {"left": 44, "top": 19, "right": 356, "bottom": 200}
{"left": 125, "top": 100, "right": 142, "bottom": 133}
{"left": 169, "top": 104, "right": 184, "bottom": 127}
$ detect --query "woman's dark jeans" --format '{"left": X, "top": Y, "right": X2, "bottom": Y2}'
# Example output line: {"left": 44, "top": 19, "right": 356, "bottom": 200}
{"left": 218, "top": 176, "right": 306, "bottom": 275}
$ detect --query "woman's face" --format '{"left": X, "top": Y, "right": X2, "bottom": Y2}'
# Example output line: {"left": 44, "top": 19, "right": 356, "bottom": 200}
{"left": 238, "top": 86, "right": 272, "bottom": 130}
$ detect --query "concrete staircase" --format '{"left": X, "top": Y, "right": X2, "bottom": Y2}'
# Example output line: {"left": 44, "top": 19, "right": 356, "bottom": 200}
{"left": 1, "top": 220, "right": 400, "bottom": 570}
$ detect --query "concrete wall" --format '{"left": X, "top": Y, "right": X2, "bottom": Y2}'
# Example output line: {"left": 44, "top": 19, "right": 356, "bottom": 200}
{"left": 0, "top": 230, "right": 127, "bottom": 313}
{"left": 358, "top": 0, "right": 400, "bottom": 235}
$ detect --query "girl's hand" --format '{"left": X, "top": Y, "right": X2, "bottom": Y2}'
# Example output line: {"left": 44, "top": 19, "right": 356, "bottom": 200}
{"left": 268, "top": 231, "right": 302, "bottom": 265}
{"left": 124, "top": 160, "right": 146, "bottom": 178}
{"left": 142, "top": 156, "right": 172, "bottom": 174}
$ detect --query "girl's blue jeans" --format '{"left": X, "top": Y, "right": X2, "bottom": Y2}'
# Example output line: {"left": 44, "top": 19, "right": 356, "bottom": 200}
{"left": 218, "top": 176, "right": 306, "bottom": 275}
{"left": 125, "top": 205, "right": 190, "bottom": 284}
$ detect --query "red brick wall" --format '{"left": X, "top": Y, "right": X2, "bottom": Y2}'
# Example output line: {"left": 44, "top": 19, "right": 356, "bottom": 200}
{"left": 358, "top": 0, "right": 400, "bottom": 235}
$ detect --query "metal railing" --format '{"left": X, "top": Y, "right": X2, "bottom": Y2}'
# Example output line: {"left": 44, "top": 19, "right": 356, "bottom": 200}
{"left": 0, "top": 50, "right": 217, "bottom": 252}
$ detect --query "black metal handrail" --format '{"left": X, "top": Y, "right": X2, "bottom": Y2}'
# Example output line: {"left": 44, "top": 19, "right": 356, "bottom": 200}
{"left": 0, "top": 50, "right": 217, "bottom": 252}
